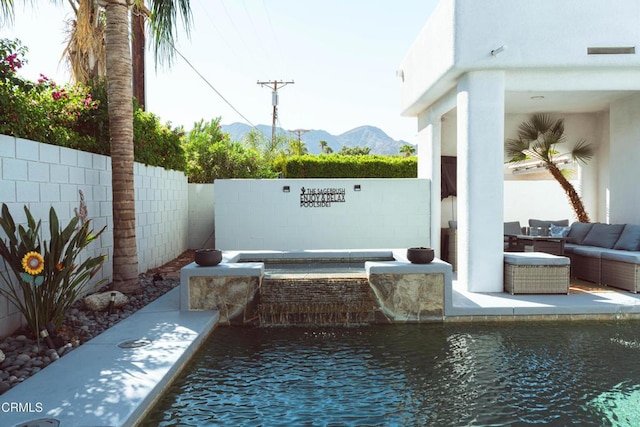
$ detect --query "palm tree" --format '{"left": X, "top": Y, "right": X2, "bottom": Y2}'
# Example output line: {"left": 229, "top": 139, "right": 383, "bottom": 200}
{"left": 62, "top": 1, "right": 191, "bottom": 109}
{"left": 399, "top": 144, "right": 416, "bottom": 157}
{"left": 2, "top": 0, "right": 193, "bottom": 293}
{"left": 63, "top": 0, "right": 106, "bottom": 83}
{"left": 505, "top": 113, "right": 594, "bottom": 223}
{"left": 287, "top": 138, "right": 308, "bottom": 156}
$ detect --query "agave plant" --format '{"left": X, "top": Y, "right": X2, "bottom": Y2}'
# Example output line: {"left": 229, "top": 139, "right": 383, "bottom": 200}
{"left": 505, "top": 113, "right": 594, "bottom": 223}
{"left": 0, "top": 204, "right": 107, "bottom": 337}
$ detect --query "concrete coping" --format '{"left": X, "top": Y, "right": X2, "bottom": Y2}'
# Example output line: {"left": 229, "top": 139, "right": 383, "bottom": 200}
{"left": 224, "top": 249, "right": 396, "bottom": 262}
{"left": 180, "top": 261, "right": 265, "bottom": 277}
{"left": 504, "top": 251, "right": 570, "bottom": 266}
{"left": 365, "top": 258, "right": 452, "bottom": 275}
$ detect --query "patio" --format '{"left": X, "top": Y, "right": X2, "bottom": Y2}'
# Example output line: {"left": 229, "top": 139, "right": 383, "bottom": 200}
{"left": 447, "top": 276, "right": 640, "bottom": 319}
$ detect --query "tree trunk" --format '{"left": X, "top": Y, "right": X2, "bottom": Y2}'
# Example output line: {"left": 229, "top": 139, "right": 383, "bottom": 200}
{"left": 104, "top": 0, "right": 140, "bottom": 293}
{"left": 131, "top": 3, "right": 146, "bottom": 110}
{"left": 547, "top": 163, "right": 591, "bottom": 223}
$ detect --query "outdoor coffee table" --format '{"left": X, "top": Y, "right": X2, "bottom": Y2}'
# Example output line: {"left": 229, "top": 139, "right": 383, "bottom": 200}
{"left": 513, "top": 235, "right": 566, "bottom": 256}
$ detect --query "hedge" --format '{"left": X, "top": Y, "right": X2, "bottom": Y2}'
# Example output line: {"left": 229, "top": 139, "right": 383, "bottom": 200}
{"left": 279, "top": 154, "right": 417, "bottom": 178}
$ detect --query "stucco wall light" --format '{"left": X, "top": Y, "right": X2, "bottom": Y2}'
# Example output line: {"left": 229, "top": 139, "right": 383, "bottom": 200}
{"left": 490, "top": 45, "right": 506, "bottom": 56}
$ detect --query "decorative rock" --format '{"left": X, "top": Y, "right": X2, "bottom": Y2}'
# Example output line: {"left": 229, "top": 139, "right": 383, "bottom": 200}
{"left": 16, "top": 353, "right": 31, "bottom": 363}
{"left": 84, "top": 291, "right": 128, "bottom": 312}
{"left": 0, "top": 349, "right": 4, "bottom": 364}
{"left": 0, "top": 381, "right": 10, "bottom": 394}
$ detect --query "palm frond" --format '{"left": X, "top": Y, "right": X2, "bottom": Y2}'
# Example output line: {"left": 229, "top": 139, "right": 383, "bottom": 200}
{"left": 504, "top": 137, "right": 530, "bottom": 162}
{"left": 571, "top": 138, "right": 594, "bottom": 164}
{"left": 147, "top": 0, "right": 193, "bottom": 68}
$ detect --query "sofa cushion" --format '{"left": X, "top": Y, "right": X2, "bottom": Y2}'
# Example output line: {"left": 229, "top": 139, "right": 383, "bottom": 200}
{"left": 504, "top": 252, "right": 570, "bottom": 266}
{"left": 582, "top": 223, "right": 625, "bottom": 248}
{"left": 567, "top": 222, "right": 594, "bottom": 244}
{"left": 613, "top": 224, "right": 640, "bottom": 251}
{"left": 529, "top": 219, "right": 570, "bottom": 228}
{"left": 600, "top": 250, "right": 640, "bottom": 263}
{"left": 504, "top": 221, "right": 522, "bottom": 236}
{"left": 572, "top": 245, "right": 605, "bottom": 258}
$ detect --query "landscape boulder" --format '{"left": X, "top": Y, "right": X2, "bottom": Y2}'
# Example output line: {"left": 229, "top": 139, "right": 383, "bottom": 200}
{"left": 84, "top": 291, "right": 128, "bottom": 312}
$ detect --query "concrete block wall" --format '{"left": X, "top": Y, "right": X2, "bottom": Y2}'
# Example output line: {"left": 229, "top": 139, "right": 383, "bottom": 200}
{"left": 0, "top": 135, "right": 188, "bottom": 337}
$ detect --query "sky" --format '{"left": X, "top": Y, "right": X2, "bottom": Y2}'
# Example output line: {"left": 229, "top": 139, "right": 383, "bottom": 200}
{"left": 0, "top": 0, "right": 439, "bottom": 144}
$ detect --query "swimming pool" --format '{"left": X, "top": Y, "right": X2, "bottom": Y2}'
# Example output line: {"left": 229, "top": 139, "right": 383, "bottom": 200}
{"left": 141, "top": 321, "right": 640, "bottom": 426}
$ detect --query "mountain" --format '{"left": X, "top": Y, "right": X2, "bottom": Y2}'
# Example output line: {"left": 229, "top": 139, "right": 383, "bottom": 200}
{"left": 220, "top": 122, "right": 412, "bottom": 155}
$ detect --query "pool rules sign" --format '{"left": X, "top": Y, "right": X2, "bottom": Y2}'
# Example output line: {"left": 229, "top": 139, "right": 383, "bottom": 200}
{"left": 300, "top": 187, "right": 346, "bottom": 207}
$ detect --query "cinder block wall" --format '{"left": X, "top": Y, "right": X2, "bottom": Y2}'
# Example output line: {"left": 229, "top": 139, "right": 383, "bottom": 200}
{"left": 0, "top": 135, "right": 189, "bottom": 337}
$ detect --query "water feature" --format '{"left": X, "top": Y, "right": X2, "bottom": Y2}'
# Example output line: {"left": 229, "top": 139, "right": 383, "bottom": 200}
{"left": 241, "top": 256, "right": 393, "bottom": 326}
{"left": 141, "top": 321, "right": 640, "bottom": 426}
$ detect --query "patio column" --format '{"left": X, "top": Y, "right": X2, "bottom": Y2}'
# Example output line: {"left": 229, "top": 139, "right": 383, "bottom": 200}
{"left": 416, "top": 113, "right": 443, "bottom": 257}
{"left": 456, "top": 71, "right": 505, "bottom": 292}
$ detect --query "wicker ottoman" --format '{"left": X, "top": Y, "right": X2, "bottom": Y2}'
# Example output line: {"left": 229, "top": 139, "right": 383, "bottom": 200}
{"left": 504, "top": 252, "right": 570, "bottom": 295}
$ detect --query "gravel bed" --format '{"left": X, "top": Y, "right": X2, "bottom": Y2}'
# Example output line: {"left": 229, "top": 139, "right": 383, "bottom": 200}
{"left": 0, "top": 273, "right": 180, "bottom": 395}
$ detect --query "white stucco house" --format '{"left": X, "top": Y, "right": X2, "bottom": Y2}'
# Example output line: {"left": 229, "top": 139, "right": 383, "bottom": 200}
{"left": 399, "top": 0, "right": 640, "bottom": 292}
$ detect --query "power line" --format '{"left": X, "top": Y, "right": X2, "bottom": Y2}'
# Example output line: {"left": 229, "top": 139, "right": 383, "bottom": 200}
{"left": 170, "top": 42, "right": 257, "bottom": 129}
{"left": 257, "top": 80, "right": 294, "bottom": 143}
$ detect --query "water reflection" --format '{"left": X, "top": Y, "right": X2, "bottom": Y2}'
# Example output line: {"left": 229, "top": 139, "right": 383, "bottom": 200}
{"left": 142, "top": 322, "right": 640, "bottom": 426}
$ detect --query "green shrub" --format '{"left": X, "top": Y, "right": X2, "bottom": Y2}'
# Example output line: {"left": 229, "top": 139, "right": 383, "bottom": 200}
{"left": 183, "top": 118, "right": 277, "bottom": 182}
{"left": 0, "top": 204, "right": 107, "bottom": 337}
{"left": 278, "top": 154, "right": 417, "bottom": 178}
{"left": 0, "top": 39, "right": 186, "bottom": 171}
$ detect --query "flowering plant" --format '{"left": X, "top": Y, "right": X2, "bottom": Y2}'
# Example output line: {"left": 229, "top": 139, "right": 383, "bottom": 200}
{"left": 0, "top": 203, "right": 106, "bottom": 337}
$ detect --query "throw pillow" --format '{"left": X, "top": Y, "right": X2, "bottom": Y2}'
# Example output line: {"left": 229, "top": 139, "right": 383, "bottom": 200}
{"left": 550, "top": 224, "right": 571, "bottom": 238}
{"left": 582, "top": 223, "right": 626, "bottom": 248}
{"left": 614, "top": 224, "right": 640, "bottom": 251}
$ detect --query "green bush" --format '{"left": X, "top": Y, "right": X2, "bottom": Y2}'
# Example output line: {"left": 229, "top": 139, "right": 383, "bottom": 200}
{"left": 0, "top": 204, "right": 106, "bottom": 337}
{"left": 183, "top": 118, "right": 277, "bottom": 182}
{"left": 0, "top": 39, "right": 185, "bottom": 171}
{"left": 278, "top": 154, "right": 417, "bottom": 178}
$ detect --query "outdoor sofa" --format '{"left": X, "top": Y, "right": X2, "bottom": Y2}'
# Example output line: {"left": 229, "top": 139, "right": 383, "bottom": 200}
{"left": 564, "top": 222, "right": 640, "bottom": 293}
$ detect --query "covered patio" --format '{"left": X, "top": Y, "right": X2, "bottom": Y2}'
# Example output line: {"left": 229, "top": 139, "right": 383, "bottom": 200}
{"left": 399, "top": 0, "right": 640, "bottom": 293}
{"left": 446, "top": 277, "right": 640, "bottom": 319}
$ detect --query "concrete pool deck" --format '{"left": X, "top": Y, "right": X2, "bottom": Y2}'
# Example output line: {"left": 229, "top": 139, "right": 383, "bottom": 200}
{"left": 0, "top": 288, "right": 218, "bottom": 427}
{"left": 3, "top": 272, "right": 640, "bottom": 426}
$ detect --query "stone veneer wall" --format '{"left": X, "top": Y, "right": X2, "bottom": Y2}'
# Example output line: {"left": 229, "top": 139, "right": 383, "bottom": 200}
{"left": 0, "top": 135, "right": 189, "bottom": 337}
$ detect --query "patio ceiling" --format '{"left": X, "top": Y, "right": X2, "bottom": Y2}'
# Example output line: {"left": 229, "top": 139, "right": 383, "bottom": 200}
{"left": 505, "top": 90, "right": 635, "bottom": 114}
{"left": 442, "top": 89, "right": 636, "bottom": 121}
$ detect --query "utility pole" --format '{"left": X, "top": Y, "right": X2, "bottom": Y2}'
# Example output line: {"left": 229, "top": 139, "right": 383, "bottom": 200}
{"left": 289, "top": 129, "right": 309, "bottom": 155}
{"left": 289, "top": 129, "right": 309, "bottom": 144}
{"left": 257, "top": 80, "right": 295, "bottom": 144}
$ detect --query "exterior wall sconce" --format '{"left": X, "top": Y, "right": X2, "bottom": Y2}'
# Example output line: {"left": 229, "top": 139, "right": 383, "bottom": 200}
{"left": 491, "top": 45, "right": 506, "bottom": 56}
{"left": 354, "top": 185, "right": 361, "bottom": 191}
{"left": 282, "top": 186, "right": 290, "bottom": 193}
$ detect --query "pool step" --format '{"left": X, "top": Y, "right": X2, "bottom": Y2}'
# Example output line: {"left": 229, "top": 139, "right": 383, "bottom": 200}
{"left": 259, "top": 277, "right": 379, "bottom": 326}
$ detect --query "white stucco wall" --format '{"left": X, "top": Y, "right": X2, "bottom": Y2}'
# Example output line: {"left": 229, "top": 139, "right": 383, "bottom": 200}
{"left": 0, "top": 135, "right": 189, "bottom": 337}
{"left": 188, "top": 184, "right": 215, "bottom": 249}
{"left": 214, "top": 179, "right": 430, "bottom": 251}
{"left": 609, "top": 94, "right": 640, "bottom": 224}
{"left": 400, "top": 0, "right": 640, "bottom": 116}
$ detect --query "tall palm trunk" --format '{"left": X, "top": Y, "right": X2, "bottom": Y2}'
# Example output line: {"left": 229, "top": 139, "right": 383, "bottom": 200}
{"left": 104, "top": 0, "right": 140, "bottom": 293}
{"left": 547, "top": 163, "right": 590, "bottom": 223}
{"left": 131, "top": 3, "right": 146, "bottom": 110}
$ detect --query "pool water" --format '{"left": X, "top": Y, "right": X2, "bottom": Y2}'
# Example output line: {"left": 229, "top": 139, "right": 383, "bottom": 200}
{"left": 142, "top": 322, "right": 640, "bottom": 426}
